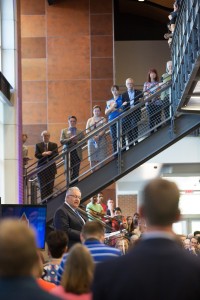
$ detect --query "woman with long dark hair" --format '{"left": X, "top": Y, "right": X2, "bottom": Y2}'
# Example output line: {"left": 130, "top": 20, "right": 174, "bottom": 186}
{"left": 143, "top": 68, "right": 162, "bottom": 134}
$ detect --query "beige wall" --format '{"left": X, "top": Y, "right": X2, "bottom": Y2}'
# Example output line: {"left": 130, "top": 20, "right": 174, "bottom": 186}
{"left": 114, "top": 40, "right": 171, "bottom": 88}
{"left": 21, "top": 0, "right": 114, "bottom": 164}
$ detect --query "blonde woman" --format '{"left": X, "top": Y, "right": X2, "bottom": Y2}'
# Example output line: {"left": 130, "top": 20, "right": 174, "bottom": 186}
{"left": 51, "top": 244, "right": 94, "bottom": 300}
{"left": 86, "top": 105, "right": 106, "bottom": 171}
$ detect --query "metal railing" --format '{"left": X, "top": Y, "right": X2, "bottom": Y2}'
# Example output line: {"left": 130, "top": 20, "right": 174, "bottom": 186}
{"left": 24, "top": 81, "right": 173, "bottom": 204}
{"left": 171, "top": 0, "right": 200, "bottom": 109}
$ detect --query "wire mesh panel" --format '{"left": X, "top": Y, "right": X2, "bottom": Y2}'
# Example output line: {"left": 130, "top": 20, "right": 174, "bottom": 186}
{"left": 25, "top": 82, "right": 172, "bottom": 204}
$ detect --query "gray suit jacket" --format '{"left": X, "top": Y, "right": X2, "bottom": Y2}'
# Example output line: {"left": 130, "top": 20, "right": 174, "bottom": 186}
{"left": 60, "top": 127, "right": 84, "bottom": 160}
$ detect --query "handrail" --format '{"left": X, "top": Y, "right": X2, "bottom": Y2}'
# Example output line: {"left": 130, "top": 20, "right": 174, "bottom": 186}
{"left": 24, "top": 81, "right": 173, "bottom": 204}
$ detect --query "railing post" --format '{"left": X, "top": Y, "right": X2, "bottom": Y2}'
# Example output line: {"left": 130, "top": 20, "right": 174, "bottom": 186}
{"left": 30, "top": 178, "right": 37, "bottom": 204}
{"left": 66, "top": 149, "right": 70, "bottom": 189}
{"left": 117, "top": 118, "right": 122, "bottom": 174}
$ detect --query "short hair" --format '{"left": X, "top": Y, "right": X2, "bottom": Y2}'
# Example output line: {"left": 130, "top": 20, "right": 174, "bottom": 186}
{"left": 125, "top": 78, "right": 134, "bottom": 84}
{"left": 0, "top": 219, "right": 38, "bottom": 276}
{"left": 41, "top": 130, "right": 50, "bottom": 137}
{"left": 46, "top": 230, "right": 68, "bottom": 258}
{"left": 111, "top": 85, "right": 119, "bottom": 92}
{"left": 133, "top": 212, "right": 139, "bottom": 217}
{"left": 68, "top": 115, "right": 77, "bottom": 121}
{"left": 61, "top": 244, "right": 94, "bottom": 294}
{"left": 141, "top": 178, "right": 180, "bottom": 226}
{"left": 65, "top": 187, "right": 81, "bottom": 197}
{"left": 22, "top": 133, "right": 28, "bottom": 138}
{"left": 114, "top": 207, "right": 122, "bottom": 213}
{"left": 147, "top": 68, "right": 159, "bottom": 82}
{"left": 194, "top": 231, "right": 200, "bottom": 236}
{"left": 81, "top": 221, "right": 105, "bottom": 240}
{"left": 93, "top": 105, "right": 101, "bottom": 111}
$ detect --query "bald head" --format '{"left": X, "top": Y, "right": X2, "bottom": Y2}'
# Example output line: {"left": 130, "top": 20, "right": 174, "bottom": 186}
{"left": 140, "top": 178, "right": 180, "bottom": 227}
{"left": 0, "top": 219, "right": 38, "bottom": 276}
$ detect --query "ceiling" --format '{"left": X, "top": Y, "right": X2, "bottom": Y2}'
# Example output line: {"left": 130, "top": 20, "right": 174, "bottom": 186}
{"left": 114, "top": 0, "right": 175, "bottom": 40}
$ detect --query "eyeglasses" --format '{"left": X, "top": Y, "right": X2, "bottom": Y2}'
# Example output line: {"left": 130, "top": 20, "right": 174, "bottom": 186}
{"left": 68, "top": 194, "right": 81, "bottom": 200}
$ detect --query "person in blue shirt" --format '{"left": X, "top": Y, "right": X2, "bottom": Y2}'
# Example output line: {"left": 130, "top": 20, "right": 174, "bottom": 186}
{"left": 56, "top": 221, "right": 121, "bottom": 285}
{"left": 105, "top": 85, "right": 127, "bottom": 154}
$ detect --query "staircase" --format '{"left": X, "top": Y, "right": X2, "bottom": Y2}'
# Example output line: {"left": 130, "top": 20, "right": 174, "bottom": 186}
{"left": 24, "top": 0, "right": 200, "bottom": 223}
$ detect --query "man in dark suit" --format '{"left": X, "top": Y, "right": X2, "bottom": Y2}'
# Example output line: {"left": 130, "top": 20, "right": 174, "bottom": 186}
{"left": 92, "top": 178, "right": 200, "bottom": 300}
{"left": 122, "top": 78, "right": 142, "bottom": 148}
{"left": 35, "top": 130, "right": 58, "bottom": 201}
{"left": 0, "top": 219, "right": 60, "bottom": 300}
{"left": 53, "top": 186, "right": 88, "bottom": 249}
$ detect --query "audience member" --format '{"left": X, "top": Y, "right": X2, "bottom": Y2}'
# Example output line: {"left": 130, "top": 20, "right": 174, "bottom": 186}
{"left": 60, "top": 116, "right": 84, "bottom": 183}
{"left": 86, "top": 195, "right": 104, "bottom": 222}
{"left": 122, "top": 78, "right": 142, "bottom": 148}
{"left": 105, "top": 199, "right": 115, "bottom": 233}
{"left": 35, "top": 130, "right": 58, "bottom": 201}
{"left": 129, "top": 234, "right": 139, "bottom": 247}
{"left": 183, "top": 238, "right": 191, "bottom": 250}
{"left": 126, "top": 215, "right": 135, "bottom": 237}
{"left": 92, "top": 178, "right": 200, "bottom": 300}
{"left": 43, "top": 230, "right": 69, "bottom": 284}
{"left": 143, "top": 68, "right": 162, "bottom": 134}
{"left": 115, "top": 237, "right": 130, "bottom": 255}
{"left": 22, "top": 133, "right": 30, "bottom": 166}
{"left": 97, "top": 192, "right": 107, "bottom": 212}
{"left": 105, "top": 85, "right": 126, "bottom": 153}
{"left": 56, "top": 221, "right": 121, "bottom": 285}
{"left": 86, "top": 105, "right": 106, "bottom": 171}
{"left": 51, "top": 244, "right": 94, "bottom": 300}
{"left": 32, "top": 251, "right": 56, "bottom": 292}
{"left": 133, "top": 212, "right": 140, "bottom": 227}
{"left": 194, "top": 231, "right": 200, "bottom": 237}
{"left": 0, "top": 219, "right": 60, "bottom": 300}
{"left": 53, "top": 187, "right": 88, "bottom": 249}
{"left": 111, "top": 207, "right": 127, "bottom": 232}
{"left": 190, "top": 237, "right": 200, "bottom": 257}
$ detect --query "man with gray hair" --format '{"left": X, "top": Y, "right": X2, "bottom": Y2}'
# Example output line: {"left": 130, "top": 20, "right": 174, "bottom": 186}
{"left": 0, "top": 219, "right": 60, "bottom": 300}
{"left": 92, "top": 178, "right": 200, "bottom": 300}
{"left": 54, "top": 186, "right": 88, "bottom": 248}
{"left": 35, "top": 130, "right": 58, "bottom": 201}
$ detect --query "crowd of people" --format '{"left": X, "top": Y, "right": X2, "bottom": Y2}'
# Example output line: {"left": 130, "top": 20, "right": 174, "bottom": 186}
{"left": 22, "top": 60, "right": 172, "bottom": 202}
{"left": 2, "top": 178, "right": 200, "bottom": 300}
{"left": 164, "top": 1, "right": 182, "bottom": 47}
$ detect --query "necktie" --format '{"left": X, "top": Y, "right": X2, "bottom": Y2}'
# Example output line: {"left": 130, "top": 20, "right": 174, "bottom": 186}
{"left": 75, "top": 210, "right": 85, "bottom": 224}
{"left": 45, "top": 143, "right": 48, "bottom": 151}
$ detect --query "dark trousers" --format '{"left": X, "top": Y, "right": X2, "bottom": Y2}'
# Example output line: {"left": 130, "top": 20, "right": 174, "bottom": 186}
{"left": 70, "top": 150, "right": 81, "bottom": 181}
{"left": 122, "top": 110, "right": 141, "bottom": 148}
{"left": 38, "top": 165, "right": 56, "bottom": 200}
{"left": 163, "top": 95, "right": 170, "bottom": 120}
{"left": 110, "top": 123, "right": 118, "bottom": 153}
{"left": 146, "top": 103, "right": 162, "bottom": 132}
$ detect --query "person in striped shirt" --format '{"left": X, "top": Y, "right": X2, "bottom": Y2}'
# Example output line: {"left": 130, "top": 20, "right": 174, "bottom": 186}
{"left": 56, "top": 221, "right": 121, "bottom": 285}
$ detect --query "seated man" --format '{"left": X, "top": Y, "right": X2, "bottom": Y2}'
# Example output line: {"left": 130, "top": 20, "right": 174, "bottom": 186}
{"left": 111, "top": 207, "right": 127, "bottom": 232}
{"left": 56, "top": 221, "right": 121, "bottom": 285}
{"left": 43, "top": 230, "right": 69, "bottom": 284}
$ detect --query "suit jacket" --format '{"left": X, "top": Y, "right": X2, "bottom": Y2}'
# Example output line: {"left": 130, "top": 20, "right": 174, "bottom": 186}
{"left": 92, "top": 238, "right": 200, "bottom": 300}
{"left": 60, "top": 128, "right": 84, "bottom": 160}
{"left": 53, "top": 203, "right": 88, "bottom": 248}
{"left": 35, "top": 141, "right": 58, "bottom": 173}
{"left": 122, "top": 89, "right": 142, "bottom": 110}
{"left": 0, "top": 277, "right": 60, "bottom": 300}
